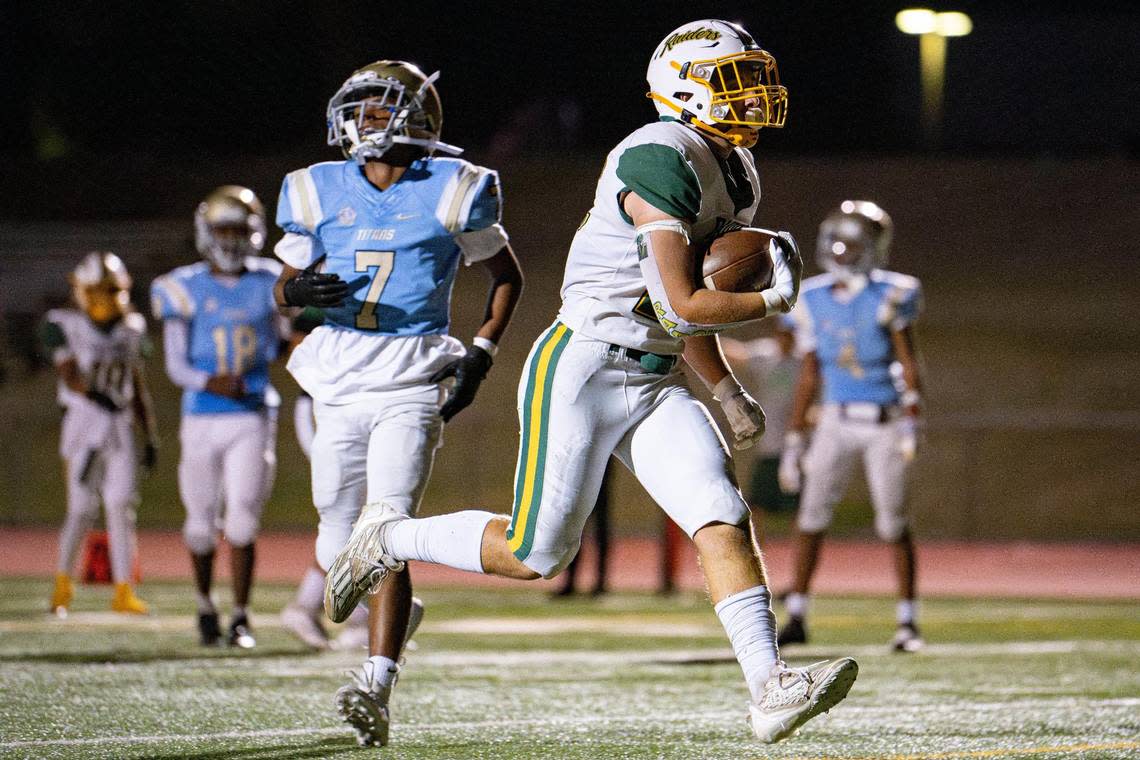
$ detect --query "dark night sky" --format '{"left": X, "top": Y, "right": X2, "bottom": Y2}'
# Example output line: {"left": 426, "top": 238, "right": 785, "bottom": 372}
{"left": 1, "top": 0, "right": 1136, "bottom": 221}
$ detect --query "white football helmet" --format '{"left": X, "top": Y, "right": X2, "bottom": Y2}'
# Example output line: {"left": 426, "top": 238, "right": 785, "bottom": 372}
{"left": 194, "top": 185, "right": 266, "bottom": 274}
{"left": 647, "top": 20, "right": 788, "bottom": 148}
{"left": 327, "top": 60, "right": 462, "bottom": 165}
{"left": 71, "top": 251, "right": 132, "bottom": 325}
{"left": 815, "top": 200, "right": 894, "bottom": 277}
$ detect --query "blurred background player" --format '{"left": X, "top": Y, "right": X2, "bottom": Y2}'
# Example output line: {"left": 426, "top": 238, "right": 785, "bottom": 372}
{"left": 43, "top": 251, "right": 157, "bottom": 616}
{"left": 324, "top": 21, "right": 860, "bottom": 745}
{"left": 272, "top": 60, "right": 523, "bottom": 746}
{"left": 777, "top": 200, "right": 925, "bottom": 652}
{"left": 150, "top": 186, "right": 286, "bottom": 648}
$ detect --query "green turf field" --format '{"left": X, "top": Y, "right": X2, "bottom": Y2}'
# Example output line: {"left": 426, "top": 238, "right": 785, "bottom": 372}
{"left": 1, "top": 580, "right": 1137, "bottom": 759}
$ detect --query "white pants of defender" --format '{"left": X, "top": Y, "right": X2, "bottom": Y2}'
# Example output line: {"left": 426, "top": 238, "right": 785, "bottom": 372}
{"left": 179, "top": 411, "right": 276, "bottom": 554}
{"left": 797, "top": 404, "right": 912, "bottom": 541}
{"left": 311, "top": 386, "right": 443, "bottom": 571}
{"left": 507, "top": 323, "right": 748, "bottom": 578}
{"left": 58, "top": 409, "right": 139, "bottom": 582}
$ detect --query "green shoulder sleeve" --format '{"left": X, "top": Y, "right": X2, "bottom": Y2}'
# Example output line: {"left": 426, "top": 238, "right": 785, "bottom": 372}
{"left": 615, "top": 144, "right": 701, "bottom": 224}
{"left": 38, "top": 319, "right": 67, "bottom": 353}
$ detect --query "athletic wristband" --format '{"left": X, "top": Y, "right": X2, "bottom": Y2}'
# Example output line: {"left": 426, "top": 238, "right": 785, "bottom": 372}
{"left": 712, "top": 374, "right": 744, "bottom": 402}
{"left": 472, "top": 336, "right": 498, "bottom": 357}
{"left": 900, "top": 389, "right": 922, "bottom": 408}
{"left": 784, "top": 431, "right": 805, "bottom": 448}
{"left": 760, "top": 288, "right": 788, "bottom": 317}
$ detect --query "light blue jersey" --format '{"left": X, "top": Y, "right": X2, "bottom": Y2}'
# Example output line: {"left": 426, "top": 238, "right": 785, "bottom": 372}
{"left": 274, "top": 157, "right": 506, "bottom": 336}
{"left": 151, "top": 258, "right": 282, "bottom": 414}
{"left": 792, "top": 270, "right": 923, "bottom": 405}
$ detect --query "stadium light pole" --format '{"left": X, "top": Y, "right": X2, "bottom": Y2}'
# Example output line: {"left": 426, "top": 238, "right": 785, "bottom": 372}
{"left": 896, "top": 8, "right": 972, "bottom": 148}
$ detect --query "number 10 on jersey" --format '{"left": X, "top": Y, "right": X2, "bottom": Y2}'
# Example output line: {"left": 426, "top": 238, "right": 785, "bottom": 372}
{"left": 355, "top": 250, "right": 395, "bottom": 330}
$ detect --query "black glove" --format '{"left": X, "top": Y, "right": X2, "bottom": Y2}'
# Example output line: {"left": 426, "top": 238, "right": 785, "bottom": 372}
{"left": 142, "top": 441, "right": 158, "bottom": 469}
{"left": 282, "top": 255, "right": 349, "bottom": 308}
{"left": 429, "top": 345, "right": 493, "bottom": 422}
{"left": 85, "top": 388, "right": 121, "bottom": 412}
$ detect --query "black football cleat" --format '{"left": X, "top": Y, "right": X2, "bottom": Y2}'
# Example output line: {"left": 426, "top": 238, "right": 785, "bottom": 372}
{"left": 228, "top": 614, "right": 256, "bottom": 649}
{"left": 891, "top": 622, "right": 925, "bottom": 653}
{"left": 777, "top": 615, "right": 808, "bottom": 647}
{"left": 198, "top": 612, "right": 222, "bottom": 647}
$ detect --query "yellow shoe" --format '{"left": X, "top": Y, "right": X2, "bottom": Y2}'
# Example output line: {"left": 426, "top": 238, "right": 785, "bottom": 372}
{"left": 111, "top": 583, "right": 149, "bottom": 615}
{"left": 50, "top": 573, "right": 73, "bottom": 617}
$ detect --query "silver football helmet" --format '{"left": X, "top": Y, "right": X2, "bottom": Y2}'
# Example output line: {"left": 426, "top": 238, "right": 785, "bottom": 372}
{"left": 194, "top": 186, "right": 266, "bottom": 273}
{"left": 815, "top": 200, "right": 893, "bottom": 277}
{"left": 326, "top": 60, "right": 462, "bottom": 165}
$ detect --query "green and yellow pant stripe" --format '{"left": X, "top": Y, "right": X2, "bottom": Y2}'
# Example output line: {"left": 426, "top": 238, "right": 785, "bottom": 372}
{"left": 507, "top": 322, "right": 573, "bottom": 560}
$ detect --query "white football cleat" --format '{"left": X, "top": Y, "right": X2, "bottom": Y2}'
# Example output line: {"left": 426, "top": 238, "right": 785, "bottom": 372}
{"left": 324, "top": 502, "right": 408, "bottom": 624}
{"left": 891, "top": 622, "right": 925, "bottom": 653}
{"left": 335, "top": 661, "right": 394, "bottom": 747}
{"left": 748, "top": 658, "right": 859, "bottom": 743}
{"left": 281, "top": 604, "right": 330, "bottom": 651}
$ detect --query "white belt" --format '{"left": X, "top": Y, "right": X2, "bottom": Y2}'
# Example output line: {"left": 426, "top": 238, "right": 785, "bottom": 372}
{"left": 829, "top": 402, "right": 899, "bottom": 424}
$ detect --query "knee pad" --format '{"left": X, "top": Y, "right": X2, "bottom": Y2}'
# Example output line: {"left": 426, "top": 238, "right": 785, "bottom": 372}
{"left": 874, "top": 511, "right": 909, "bottom": 542}
{"left": 795, "top": 496, "right": 835, "bottom": 534}
{"left": 223, "top": 513, "right": 260, "bottom": 549}
{"left": 183, "top": 524, "right": 216, "bottom": 555}
{"left": 667, "top": 478, "right": 749, "bottom": 539}
{"left": 315, "top": 521, "right": 354, "bottom": 572}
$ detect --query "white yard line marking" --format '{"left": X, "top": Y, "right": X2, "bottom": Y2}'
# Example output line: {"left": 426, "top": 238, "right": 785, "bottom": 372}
{"left": 786, "top": 741, "right": 1140, "bottom": 760}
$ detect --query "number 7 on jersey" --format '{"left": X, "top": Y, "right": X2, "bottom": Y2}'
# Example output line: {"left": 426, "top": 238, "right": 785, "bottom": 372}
{"left": 354, "top": 250, "right": 395, "bottom": 330}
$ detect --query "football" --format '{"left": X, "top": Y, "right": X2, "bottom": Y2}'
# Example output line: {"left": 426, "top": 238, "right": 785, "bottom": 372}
{"left": 701, "top": 227, "right": 778, "bottom": 292}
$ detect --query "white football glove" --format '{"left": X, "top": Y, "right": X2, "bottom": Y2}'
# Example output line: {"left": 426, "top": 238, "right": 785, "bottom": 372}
{"left": 713, "top": 375, "right": 766, "bottom": 451}
{"left": 760, "top": 230, "right": 803, "bottom": 316}
{"left": 778, "top": 431, "right": 806, "bottom": 494}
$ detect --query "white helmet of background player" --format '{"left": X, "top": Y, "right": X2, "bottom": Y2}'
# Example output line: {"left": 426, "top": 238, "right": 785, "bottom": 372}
{"left": 71, "top": 251, "right": 132, "bottom": 325}
{"left": 647, "top": 19, "right": 788, "bottom": 149}
{"left": 816, "top": 200, "right": 894, "bottom": 278}
{"left": 326, "top": 60, "right": 463, "bottom": 165}
{"left": 194, "top": 185, "right": 266, "bottom": 274}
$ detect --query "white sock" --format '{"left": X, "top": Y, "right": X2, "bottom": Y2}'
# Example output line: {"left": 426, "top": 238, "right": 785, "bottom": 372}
{"left": 714, "top": 586, "right": 780, "bottom": 703}
{"left": 785, "top": 591, "right": 809, "bottom": 619}
{"left": 294, "top": 567, "right": 325, "bottom": 612}
{"left": 366, "top": 655, "right": 399, "bottom": 693}
{"left": 232, "top": 605, "right": 248, "bottom": 620}
{"left": 196, "top": 592, "right": 216, "bottom": 615}
{"left": 386, "top": 511, "right": 497, "bottom": 573}
{"left": 897, "top": 598, "right": 918, "bottom": 626}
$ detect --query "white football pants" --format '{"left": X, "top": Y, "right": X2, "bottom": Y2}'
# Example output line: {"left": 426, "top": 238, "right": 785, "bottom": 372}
{"left": 57, "top": 410, "right": 138, "bottom": 583}
{"left": 311, "top": 386, "right": 443, "bottom": 571}
{"left": 507, "top": 323, "right": 749, "bottom": 578}
{"left": 797, "top": 404, "right": 912, "bottom": 540}
{"left": 179, "top": 411, "right": 276, "bottom": 554}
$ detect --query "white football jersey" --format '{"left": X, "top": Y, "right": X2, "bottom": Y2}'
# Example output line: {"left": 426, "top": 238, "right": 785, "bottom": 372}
{"left": 557, "top": 119, "right": 761, "bottom": 355}
{"left": 43, "top": 308, "right": 148, "bottom": 455}
{"left": 44, "top": 308, "right": 147, "bottom": 411}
